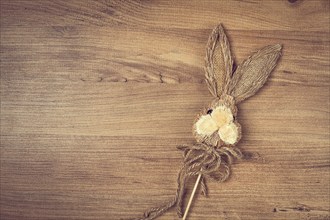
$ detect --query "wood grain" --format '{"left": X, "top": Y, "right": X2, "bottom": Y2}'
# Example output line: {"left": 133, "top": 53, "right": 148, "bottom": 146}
{"left": 1, "top": 0, "right": 329, "bottom": 219}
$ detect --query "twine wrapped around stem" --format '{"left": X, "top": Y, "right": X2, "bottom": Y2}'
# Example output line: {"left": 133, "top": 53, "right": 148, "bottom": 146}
{"left": 132, "top": 143, "right": 242, "bottom": 220}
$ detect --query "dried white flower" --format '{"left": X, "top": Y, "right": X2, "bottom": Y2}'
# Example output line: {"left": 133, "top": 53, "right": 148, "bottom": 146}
{"left": 218, "top": 122, "right": 239, "bottom": 144}
{"left": 195, "top": 114, "right": 218, "bottom": 136}
{"left": 211, "top": 105, "right": 233, "bottom": 127}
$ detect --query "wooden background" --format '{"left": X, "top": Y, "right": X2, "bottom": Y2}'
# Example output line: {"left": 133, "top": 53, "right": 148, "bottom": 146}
{"left": 1, "top": 0, "right": 329, "bottom": 219}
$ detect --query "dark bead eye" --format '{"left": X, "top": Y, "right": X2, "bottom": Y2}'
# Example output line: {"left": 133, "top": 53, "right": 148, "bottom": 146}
{"left": 207, "top": 109, "right": 213, "bottom": 114}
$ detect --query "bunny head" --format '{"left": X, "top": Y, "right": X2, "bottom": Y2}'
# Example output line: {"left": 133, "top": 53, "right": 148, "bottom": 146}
{"left": 193, "top": 24, "right": 282, "bottom": 147}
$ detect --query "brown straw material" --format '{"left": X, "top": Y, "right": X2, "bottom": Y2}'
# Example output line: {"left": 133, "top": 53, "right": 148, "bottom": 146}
{"left": 129, "top": 23, "right": 282, "bottom": 220}
{"left": 205, "top": 24, "right": 234, "bottom": 98}
{"left": 228, "top": 44, "right": 282, "bottom": 103}
{"left": 131, "top": 144, "right": 242, "bottom": 220}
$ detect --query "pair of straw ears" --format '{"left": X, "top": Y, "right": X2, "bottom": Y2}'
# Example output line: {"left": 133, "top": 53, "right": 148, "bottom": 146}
{"left": 204, "top": 24, "right": 282, "bottom": 104}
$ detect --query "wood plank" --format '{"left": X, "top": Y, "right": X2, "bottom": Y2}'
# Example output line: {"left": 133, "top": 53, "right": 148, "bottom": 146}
{"left": 1, "top": 81, "right": 328, "bottom": 138}
{"left": 1, "top": 0, "right": 329, "bottom": 219}
{"left": 1, "top": 25, "right": 329, "bottom": 87}
{"left": 1, "top": 0, "right": 329, "bottom": 31}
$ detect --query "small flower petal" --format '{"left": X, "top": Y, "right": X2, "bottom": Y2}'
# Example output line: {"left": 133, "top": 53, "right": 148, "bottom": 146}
{"left": 195, "top": 115, "right": 218, "bottom": 136}
{"left": 218, "top": 122, "right": 239, "bottom": 145}
{"left": 211, "top": 105, "right": 233, "bottom": 128}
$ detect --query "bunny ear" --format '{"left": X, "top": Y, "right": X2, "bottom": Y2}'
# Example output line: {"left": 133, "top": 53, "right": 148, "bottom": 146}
{"left": 229, "top": 44, "right": 282, "bottom": 103}
{"left": 205, "top": 24, "right": 234, "bottom": 98}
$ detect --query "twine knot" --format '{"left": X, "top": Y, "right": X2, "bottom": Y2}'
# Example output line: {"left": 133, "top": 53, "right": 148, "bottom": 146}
{"left": 134, "top": 143, "right": 242, "bottom": 220}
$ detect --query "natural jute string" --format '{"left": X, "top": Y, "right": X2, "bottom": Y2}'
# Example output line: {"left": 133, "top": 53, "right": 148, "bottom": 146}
{"left": 131, "top": 143, "right": 242, "bottom": 220}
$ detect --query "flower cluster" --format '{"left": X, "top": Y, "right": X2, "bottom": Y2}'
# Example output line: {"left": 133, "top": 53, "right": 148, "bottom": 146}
{"left": 195, "top": 104, "right": 239, "bottom": 145}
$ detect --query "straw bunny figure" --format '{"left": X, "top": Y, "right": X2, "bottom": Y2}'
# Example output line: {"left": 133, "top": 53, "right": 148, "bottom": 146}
{"left": 134, "top": 24, "right": 282, "bottom": 220}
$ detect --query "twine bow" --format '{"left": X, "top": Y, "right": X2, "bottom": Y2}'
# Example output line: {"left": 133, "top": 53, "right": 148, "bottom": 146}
{"left": 134, "top": 143, "right": 242, "bottom": 220}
